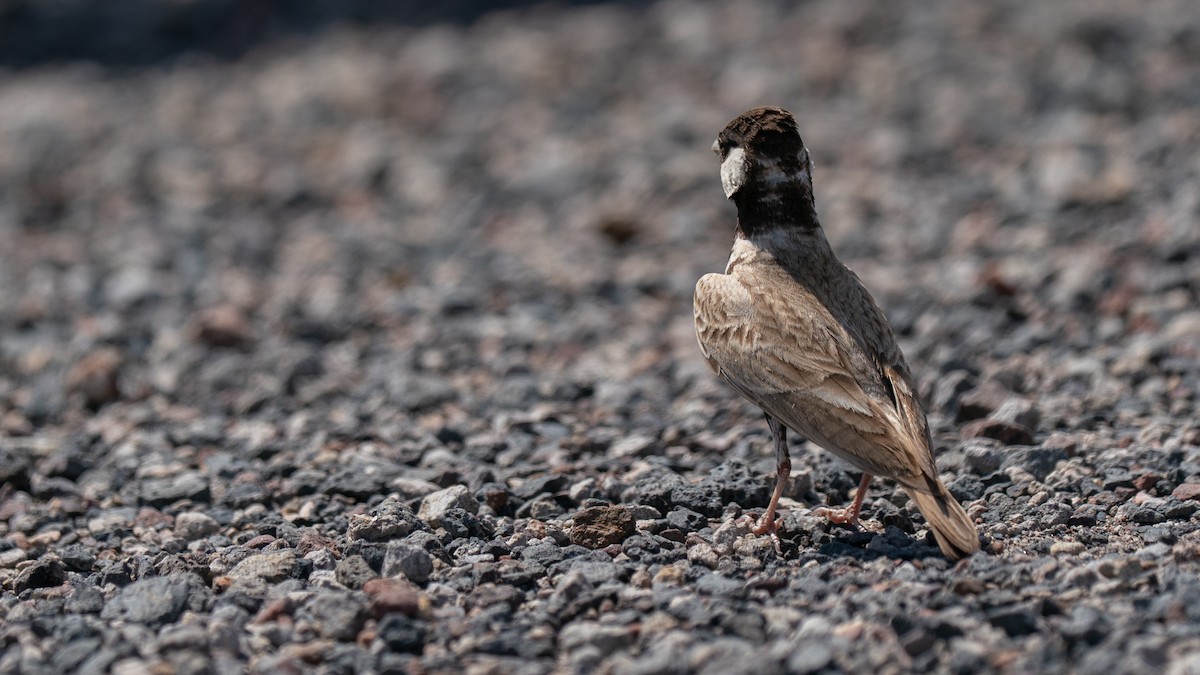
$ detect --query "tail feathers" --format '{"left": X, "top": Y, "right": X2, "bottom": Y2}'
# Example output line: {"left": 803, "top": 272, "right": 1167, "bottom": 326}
{"left": 904, "top": 483, "right": 980, "bottom": 560}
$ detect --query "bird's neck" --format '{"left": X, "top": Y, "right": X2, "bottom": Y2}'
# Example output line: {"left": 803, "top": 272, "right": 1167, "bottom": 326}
{"left": 733, "top": 158, "right": 820, "bottom": 235}
{"left": 733, "top": 223, "right": 840, "bottom": 290}
{"left": 737, "top": 220, "right": 832, "bottom": 259}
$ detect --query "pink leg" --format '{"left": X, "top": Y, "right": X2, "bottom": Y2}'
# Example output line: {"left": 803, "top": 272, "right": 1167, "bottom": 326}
{"left": 815, "top": 473, "right": 873, "bottom": 526}
{"left": 744, "top": 415, "right": 790, "bottom": 553}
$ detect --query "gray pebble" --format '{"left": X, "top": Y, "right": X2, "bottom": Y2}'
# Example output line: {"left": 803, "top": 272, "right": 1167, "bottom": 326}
{"left": 100, "top": 576, "right": 192, "bottom": 625}
{"left": 174, "top": 512, "right": 220, "bottom": 540}
{"left": 418, "top": 485, "right": 479, "bottom": 529}
{"left": 382, "top": 543, "right": 434, "bottom": 585}
{"left": 297, "top": 592, "right": 369, "bottom": 641}
{"left": 225, "top": 551, "right": 298, "bottom": 584}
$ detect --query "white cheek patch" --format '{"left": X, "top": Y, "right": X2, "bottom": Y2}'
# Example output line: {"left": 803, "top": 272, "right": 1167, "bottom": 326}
{"left": 720, "top": 147, "right": 747, "bottom": 199}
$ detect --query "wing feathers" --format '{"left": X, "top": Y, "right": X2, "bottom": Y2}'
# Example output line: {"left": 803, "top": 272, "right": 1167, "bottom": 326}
{"left": 694, "top": 263, "right": 937, "bottom": 490}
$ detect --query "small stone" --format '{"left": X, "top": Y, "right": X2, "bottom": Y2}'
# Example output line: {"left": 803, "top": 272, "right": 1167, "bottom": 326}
{"left": 1001, "top": 446, "right": 1068, "bottom": 481}
{"left": 175, "top": 512, "right": 220, "bottom": 540}
{"left": 192, "top": 305, "right": 254, "bottom": 349}
{"left": 1040, "top": 502, "right": 1074, "bottom": 527}
{"left": 609, "top": 435, "right": 658, "bottom": 458}
{"left": 563, "top": 561, "right": 624, "bottom": 585}
{"left": 687, "top": 542, "right": 719, "bottom": 569}
{"left": 13, "top": 556, "right": 67, "bottom": 592}
{"left": 57, "top": 544, "right": 96, "bottom": 572}
{"left": 695, "top": 572, "right": 746, "bottom": 597}
{"left": 1139, "top": 525, "right": 1177, "bottom": 545}
{"left": 665, "top": 506, "right": 707, "bottom": 532}
{"left": 951, "top": 578, "right": 985, "bottom": 595}
{"left": 902, "top": 628, "right": 935, "bottom": 657}
{"left": 65, "top": 348, "right": 122, "bottom": 408}
{"left": 347, "top": 498, "right": 422, "bottom": 541}
{"left": 389, "top": 374, "right": 456, "bottom": 411}
{"left": 1159, "top": 499, "right": 1199, "bottom": 521}
{"left": 1171, "top": 483, "right": 1200, "bottom": 501}
{"left": 417, "top": 485, "right": 478, "bottom": 529}
{"left": 66, "top": 585, "right": 105, "bottom": 614}
{"left": 987, "top": 605, "right": 1039, "bottom": 636}
{"left": 392, "top": 477, "right": 441, "bottom": 500}
{"left": 1070, "top": 503, "right": 1107, "bottom": 526}
{"left": 522, "top": 496, "right": 565, "bottom": 520}
{"left": 670, "top": 483, "right": 724, "bottom": 517}
{"left": 1060, "top": 570, "right": 1101, "bottom": 596}
{"left": 1133, "top": 473, "right": 1161, "bottom": 492}
{"left": 225, "top": 550, "right": 297, "bottom": 583}
{"left": 1103, "top": 469, "right": 1135, "bottom": 490}
{"left": 1050, "top": 541, "right": 1085, "bottom": 556}
{"left": 653, "top": 565, "right": 686, "bottom": 585}
{"left": 570, "top": 505, "right": 636, "bottom": 549}
{"left": 1058, "top": 606, "right": 1110, "bottom": 646}
{"left": 0, "top": 548, "right": 28, "bottom": 567}
{"left": 962, "top": 440, "right": 1002, "bottom": 475}
{"left": 364, "top": 577, "right": 426, "bottom": 619}
{"left": 711, "top": 516, "right": 751, "bottom": 554}
{"left": 1096, "top": 557, "right": 1141, "bottom": 580}
{"left": 100, "top": 576, "right": 191, "bottom": 625}
{"left": 559, "top": 621, "right": 635, "bottom": 655}
{"left": 296, "top": 592, "right": 368, "bottom": 641}
{"left": 789, "top": 641, "right": 834, "bottom": 673}
{"left": 381, "top": 543, "right": 433, "bottom": 585}
{"left": 930, "top": 370, "right": 976, "bottom": 416}
{"left": 334, "top": 555, "right": 376, "bottom": 589}
{"left": 1042, "top": 432, "right": 1078, "bottom": 456}
{"left": 992, "top": 397, "right": 1040, "bottom": 430}
{"left": 962, "top": 418, "right": 1034, "bottom": 446}
{"left": 376, "top": 614, "right": 427, "bottom": 654}
{"left": 1130, "top": 506, "right": 1164, "bottom": 524}
{"left": 140, "top": 472, "right": 210, "bottom": 507}
{"left": 956, "top": 381, "right": 1011, "bottom": 422}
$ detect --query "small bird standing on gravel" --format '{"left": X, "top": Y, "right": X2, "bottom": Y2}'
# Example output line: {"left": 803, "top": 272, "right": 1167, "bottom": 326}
{"left": 693, "top": 106, "right": 979, "bottom": 560}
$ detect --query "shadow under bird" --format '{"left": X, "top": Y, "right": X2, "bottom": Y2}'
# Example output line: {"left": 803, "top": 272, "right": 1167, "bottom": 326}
{"left": 693, "top": 106, "right": 980, "bottom": 560}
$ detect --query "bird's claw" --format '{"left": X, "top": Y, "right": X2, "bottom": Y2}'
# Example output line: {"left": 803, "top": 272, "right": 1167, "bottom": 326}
{"left": 738, "top": 513, "right": 783, "bottom": 554}
{"left": 814, "top": 506, "right": 860, "bottom": 527}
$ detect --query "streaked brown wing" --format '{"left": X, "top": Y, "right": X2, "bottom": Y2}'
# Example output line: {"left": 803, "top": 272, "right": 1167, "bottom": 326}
{"left": 696, "top": 272, "right": 843, "bottom": 393}
{"left": 694, "top": 270, "right": 938, "bottom": 491}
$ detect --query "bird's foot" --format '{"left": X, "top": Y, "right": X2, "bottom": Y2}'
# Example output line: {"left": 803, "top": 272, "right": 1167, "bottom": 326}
{"left": 738, "top": 513, "right": 783, "bottom": 554}
{"left": 814, "top": 506, "right": 861, "bottom": 527}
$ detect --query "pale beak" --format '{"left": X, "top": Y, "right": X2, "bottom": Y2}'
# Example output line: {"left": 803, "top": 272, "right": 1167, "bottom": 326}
{"left": 711, "top": 138, "right": 720, "bottom": 154}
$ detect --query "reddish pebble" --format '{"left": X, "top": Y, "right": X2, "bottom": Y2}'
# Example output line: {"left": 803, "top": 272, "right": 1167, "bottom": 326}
{"left": 1172, "top": 483, "right": 1200, "bottom": 501}
{"left": 364, "top": 577, "right": 424, "bottom": 619}
{"left": 1133, "top": 474, "right": 1161, "bottom": 491}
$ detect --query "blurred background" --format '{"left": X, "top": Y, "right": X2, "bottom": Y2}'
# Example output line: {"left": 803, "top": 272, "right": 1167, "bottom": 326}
{"left": 1, "top": 0, "right": 1198, "bottom": 502}
{"left": 2, "top": 2, "right": 1200, "bottom": 672}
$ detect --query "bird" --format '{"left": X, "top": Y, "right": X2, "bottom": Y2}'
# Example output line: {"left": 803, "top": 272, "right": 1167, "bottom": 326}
{"left": 693, "top": 106, "right": 980, "bottom": 560}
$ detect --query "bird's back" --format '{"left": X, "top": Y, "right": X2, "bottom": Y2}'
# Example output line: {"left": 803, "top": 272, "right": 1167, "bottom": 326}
{"left": 698, "top": 229, "right": 939, "bottom": 487}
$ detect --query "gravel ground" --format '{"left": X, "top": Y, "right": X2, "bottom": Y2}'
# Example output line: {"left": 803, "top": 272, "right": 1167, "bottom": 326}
{"left": 2, "top": 0, "right": 1200, "bottom": 673}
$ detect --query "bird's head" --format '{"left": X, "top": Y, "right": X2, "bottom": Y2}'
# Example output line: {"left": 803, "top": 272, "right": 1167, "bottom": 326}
{"left": 712, "top": 106, "right": 818, "bottom": 228}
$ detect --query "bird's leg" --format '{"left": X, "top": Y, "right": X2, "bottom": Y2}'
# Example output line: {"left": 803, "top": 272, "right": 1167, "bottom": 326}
{"left": 748, "top": 415, "right": 790, "bottom": 552}
{"left": 816, "top": 473, "right": 873, "bottom": 526}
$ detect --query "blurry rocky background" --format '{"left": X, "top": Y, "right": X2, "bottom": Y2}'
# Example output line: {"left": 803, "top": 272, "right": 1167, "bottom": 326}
{"left": 2, "top": 0, "right": 1199, "bottom": 672}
